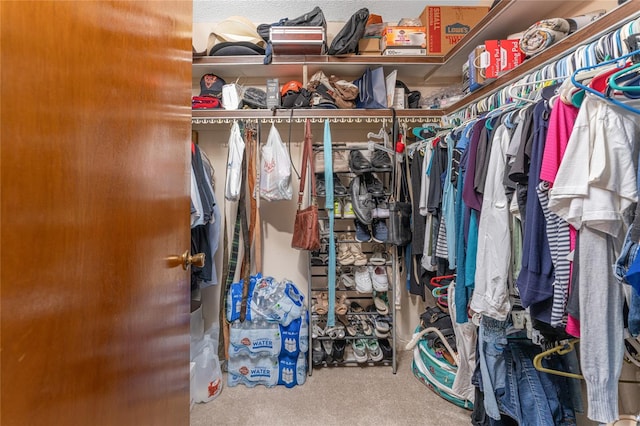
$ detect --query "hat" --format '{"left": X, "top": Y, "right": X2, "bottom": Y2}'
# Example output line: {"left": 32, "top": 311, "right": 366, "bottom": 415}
{"left": 206, "top": 16, "right": 266, "bottom": 56}
{"left": 199, "top": 73, "right": 226, "bottom": 97}
{"left": 242, "top": 87, "right": 267, "bottom": 109}
{"left": 281, "top": 81, "right": 304, "bottom": 97}
{"left": 209, "top": 41, "right": 265, "bottom": 56}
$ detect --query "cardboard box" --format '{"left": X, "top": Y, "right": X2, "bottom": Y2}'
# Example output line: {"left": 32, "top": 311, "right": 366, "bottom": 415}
{"left": 419, "top": 6, "right": 489, "bottom": 55}
{"left": 466, "top": 45, "right": 487, "bottom": 92}
{"left": 383, "top": 47, "right": 427, "bottom": 56}
{"left": 483, "top": 39, "right": 523, "bottom": 78}
{"left": 381, "top": 26, "right": 427, "bottom": 50}
{"left": 358, "top": 37, "right": 382, "bottom": 55}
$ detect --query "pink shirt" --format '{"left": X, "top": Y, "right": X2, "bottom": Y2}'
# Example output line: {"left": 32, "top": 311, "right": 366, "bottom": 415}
{"left": 539, "top": 100, "right": 579, "bottom": 184}
{"left": 541, "top": 100, "right": 580, "bottom": 336}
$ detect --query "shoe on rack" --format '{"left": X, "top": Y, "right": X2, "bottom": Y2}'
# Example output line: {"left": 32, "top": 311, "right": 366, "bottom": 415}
{"left": 349, "top": 149, "right": 372, "bottom": 174}
{"left": 316, "top": 173, "right": 326, "bottom": 197}
{"left": 378, "top": 338, "right": 393, "bottom": 360}
{"left": 371, "top": 219, "right": 388, "bottom": 243}
{"left": 372, "top": 198, "right": 390, "bottom": 219}
{"left": 350, "top": 175, "right": 374, "bottom": 225}
{"left": 350, "top": 241, "right": 368, "bottom": 266}
{"left": 363, "top": 172, "right": 384, "bottom": 197}
{"left": 371, "top": 149, "right": 393, "bottom": 172}
{"left": 354, "top": 219, "right": 372, "bottom": 243}
{"left": 372, "top": 266, "right": 389, "bottom": 292}
{"left": 333, "top": 173, "right": 348, "bottom": 196}
{"left": 366, "top": 339, "right": 384, "bottom": 362}
{"left": 352, "top": 339, "right": 369, "bottom": 363}
{"left": 342, "top": 199, "right": 356, "bottom": 219}
{"left": 334, "top": 199, "right": 343, "bottom": 219}
{"left": 354, "top": 266, "right": 373, "bottom": 293}
{"left": 340, "top": 273, "right": 355, "bottom": 289}
{"left": 333, "top": 339, "right": 346, "bottom": 362}
{"left": 312, "top": 340, "right": 326, "bottom": 367}
{"left": 373, "top": 292, "right": 389, "bottom": 314}
{"left": 370, "top": 243, "right": 387, "bottom": 265}
{"left": 337, "top": 235, "right": 355, "bottom": 265}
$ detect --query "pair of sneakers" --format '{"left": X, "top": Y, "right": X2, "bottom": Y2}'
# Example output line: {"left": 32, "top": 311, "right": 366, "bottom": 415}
{"left": 354, "top": 218, "right": 388, "bottom": 243}
{"left": 354, "top": 265, "right": 389, "bottom": 293}
{"left": 334, "top": 198, "right": 355, "bottom": 219}
{"left": 351, "top": 338, "right": 384, "bottom": 363}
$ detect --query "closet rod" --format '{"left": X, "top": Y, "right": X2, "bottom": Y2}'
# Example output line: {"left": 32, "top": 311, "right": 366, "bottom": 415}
{"left": 444, "top": 4, "right": 640, "bottom": 121}
{"left": 192, "top": 116, "right": 440, "bottom": 125}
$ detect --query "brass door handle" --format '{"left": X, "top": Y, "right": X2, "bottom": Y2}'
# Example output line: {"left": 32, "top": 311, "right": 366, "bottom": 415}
{"left": 166, "top": 251, "right": 205, "bottom": 270}
{"left": 182, "top": 250, "right": 205, "bottom": 270}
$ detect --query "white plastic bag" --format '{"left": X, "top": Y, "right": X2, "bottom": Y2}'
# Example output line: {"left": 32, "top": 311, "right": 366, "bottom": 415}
{"left": 191, "top": 326, "right": 223, "bottom": 403}
{"left": 259, "top": 124, "right": 292, "bottom": 201}
{"left": 225, "top": 121, "right": 245, "bottom": 201}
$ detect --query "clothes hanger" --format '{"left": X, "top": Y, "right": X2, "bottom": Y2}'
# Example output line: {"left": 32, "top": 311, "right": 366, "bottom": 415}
{"left": 570, "top": 47, "right": 640, "bottom": 115}
{"left": 533, "top": 339, "right": 584, "bottom": 380}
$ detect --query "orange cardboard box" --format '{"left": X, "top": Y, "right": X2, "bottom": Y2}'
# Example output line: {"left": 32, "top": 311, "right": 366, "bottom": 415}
{"left": 419, "top": 6, "right": 489, "bottom": 55}
{"left": 381, "top": 26, "right": 427, "bottom": 50}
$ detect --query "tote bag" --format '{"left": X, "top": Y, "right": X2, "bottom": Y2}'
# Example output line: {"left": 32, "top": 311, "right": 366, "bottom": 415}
{"left": 225, "top": 121, "right": 245, "bottom": 201}
{"left": 354, "top": 67, "right": 387, "bottom": 109}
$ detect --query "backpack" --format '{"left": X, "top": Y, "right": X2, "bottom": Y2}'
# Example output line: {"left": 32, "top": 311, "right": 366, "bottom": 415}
{"left": 328, "top": 8, "right": 369, "bottom": 55}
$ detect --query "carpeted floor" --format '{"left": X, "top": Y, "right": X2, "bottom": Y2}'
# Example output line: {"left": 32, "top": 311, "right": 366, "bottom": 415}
{"left": 190, "top": 349, "right": 472, "bottom": 426}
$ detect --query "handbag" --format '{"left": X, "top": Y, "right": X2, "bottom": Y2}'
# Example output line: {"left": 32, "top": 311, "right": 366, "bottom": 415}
{"left": 354, "top": 67, "right": 387, "bottom": 109}
{"left": 387, "top": 148, "right": 412, "bottom": 246}
{"left": 291, "top": 119, "right": 321, "bottom": 251}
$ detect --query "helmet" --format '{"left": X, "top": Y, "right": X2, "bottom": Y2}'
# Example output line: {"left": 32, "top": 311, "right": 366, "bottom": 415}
{"left": 280, "top": 80, "right": 304, "bottom": 97}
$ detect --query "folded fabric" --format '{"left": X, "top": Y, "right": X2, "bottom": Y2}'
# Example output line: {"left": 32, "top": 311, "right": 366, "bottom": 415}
{"left": 519, "top": 18, "right": 570, "bottom": 57}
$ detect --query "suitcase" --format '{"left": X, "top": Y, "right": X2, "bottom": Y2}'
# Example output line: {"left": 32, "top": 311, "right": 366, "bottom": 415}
{"left": 270, "top": 27, "right": 326, "bottom": 55}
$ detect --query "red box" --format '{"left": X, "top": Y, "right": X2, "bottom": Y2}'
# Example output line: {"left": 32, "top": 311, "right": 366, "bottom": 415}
{"left": 483, "top": 39, "right": 523, "bottom": 78}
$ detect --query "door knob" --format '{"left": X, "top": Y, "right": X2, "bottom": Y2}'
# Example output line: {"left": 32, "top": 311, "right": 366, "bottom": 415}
{"left": 166, "top": 251, "right": 205, "bottom": 270}
{"left": 181, "top": 250, "right": 205, "bottom": 270}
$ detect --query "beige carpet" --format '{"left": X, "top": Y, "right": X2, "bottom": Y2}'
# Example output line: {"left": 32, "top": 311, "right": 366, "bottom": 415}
{"left": 190, "top": 350, "right": 472, "bottom": 426}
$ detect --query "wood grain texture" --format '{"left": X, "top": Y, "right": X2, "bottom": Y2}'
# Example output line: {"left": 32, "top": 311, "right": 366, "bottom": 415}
{"left": 1, "top": 2, "right": 192, "bottom": 425}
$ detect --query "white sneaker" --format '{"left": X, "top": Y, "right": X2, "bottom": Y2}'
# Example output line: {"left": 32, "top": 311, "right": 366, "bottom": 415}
{"left": 371, "top": 266, "right": 389, "bottom": 292}
{"left": 354, "top": 266, "right": 373, "bottom": 293}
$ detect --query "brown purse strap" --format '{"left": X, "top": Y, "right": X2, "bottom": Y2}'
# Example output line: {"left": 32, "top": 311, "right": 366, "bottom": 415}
{"left": 297, "top": 119, "right": 316, "bottom": 206}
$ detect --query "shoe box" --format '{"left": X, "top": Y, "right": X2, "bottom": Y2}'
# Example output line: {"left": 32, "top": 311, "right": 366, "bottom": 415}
{"left": 419, "top": 5, "right": 489, "bottom": 56}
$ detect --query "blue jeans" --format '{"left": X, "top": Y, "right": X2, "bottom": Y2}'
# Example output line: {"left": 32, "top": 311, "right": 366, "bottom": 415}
{"left": 631, "top": 287, "right": 640, "bottom": 337}
{"left": 478, "top": 316, "right": 509, "bottom": 420}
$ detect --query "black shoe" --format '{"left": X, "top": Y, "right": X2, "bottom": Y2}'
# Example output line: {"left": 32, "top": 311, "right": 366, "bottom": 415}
{"left": 378, "top": 338, "right": 393, "bottom": 360}
{"left": 350, "top": 175, "right": 374, "bottom": 225}
{"left": 349, "top": 149, "right": 372, "bottom": 174}
{"left": 312, "top": 340, "right": 326, "bottom": 367}
{"left": 363, "top": 172, "right": 384, "bottom": 197}
{"left": 333, "top": 173, "right": 347, "bottom": 196}
{"left": 333, "top": 339, "right": 346, "bottom": 362}
{"left": 316, "top": 173, "right": 326, "bottom": 197}
{"left": 371, "top": 150, "right": 392, "bottom": 172}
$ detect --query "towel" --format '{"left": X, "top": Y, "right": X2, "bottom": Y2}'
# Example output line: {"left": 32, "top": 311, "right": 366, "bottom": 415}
{"left": 519, "top": 18, "right": 570, "bottom": 57}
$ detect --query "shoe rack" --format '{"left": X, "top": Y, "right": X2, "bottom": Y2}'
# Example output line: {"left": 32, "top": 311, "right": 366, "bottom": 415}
{"left": 309, "top": 142, "right": 398, "bottom": 373}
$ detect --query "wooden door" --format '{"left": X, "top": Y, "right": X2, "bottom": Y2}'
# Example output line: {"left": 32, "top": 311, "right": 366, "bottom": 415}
{"left": 1, "top": 2, "right": 193, "bottom": 425}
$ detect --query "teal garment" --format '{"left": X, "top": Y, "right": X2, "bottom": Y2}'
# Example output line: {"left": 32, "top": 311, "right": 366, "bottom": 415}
{"left": 464, "top": 209, "right": 479, "bottom": 289}
{"left": 323, "top": 120, "right": 336, "bottom": 327}
{"left": 454, "top": 167, "right": 469, "bottom": 324}
{"left": 442, "top": 133, "right": 457, "bottom": 269}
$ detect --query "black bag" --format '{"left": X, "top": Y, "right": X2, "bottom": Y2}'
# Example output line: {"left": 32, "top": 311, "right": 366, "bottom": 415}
{"left": 354, "top": 67, "right": 387, "bottom": 109}
{"left": 328, "top": 8, "right": 369, "bottom": 55}
{"left": 387, "top": 108, "right": 412, "bottom": 246}
{"left": 257, "top": 6, "right": 327, "bottom": 42}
